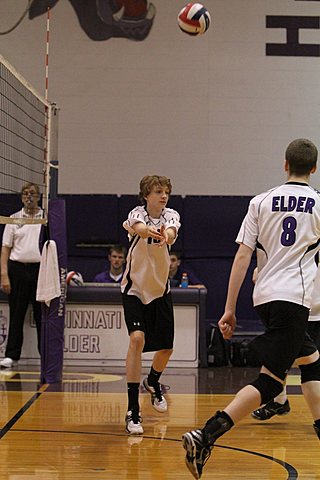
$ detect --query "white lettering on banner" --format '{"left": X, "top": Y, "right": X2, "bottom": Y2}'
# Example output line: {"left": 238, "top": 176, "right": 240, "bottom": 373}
{"left": 58, "top": 267, "right": 67, "bottom": 317}
{"left": 63, "top": 305, "right": 125, "bottom": 359}
{"left": 0, "top": 302, "right": 198, "bottom": 366}
{"left": 64, "top": 334, "right": 100, "bottom": 353}
{"left": 65, "top": 309, "right": 121, "bottom": 329}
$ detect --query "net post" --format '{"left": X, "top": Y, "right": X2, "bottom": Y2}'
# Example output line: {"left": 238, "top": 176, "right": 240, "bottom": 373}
{"left": 0, "top": 53, "right": 57, "bottom": 224}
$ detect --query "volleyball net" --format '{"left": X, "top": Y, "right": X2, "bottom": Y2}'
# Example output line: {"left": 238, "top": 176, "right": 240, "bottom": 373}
{"left": 0, "top": 53, "right": 57, "bottom": 224}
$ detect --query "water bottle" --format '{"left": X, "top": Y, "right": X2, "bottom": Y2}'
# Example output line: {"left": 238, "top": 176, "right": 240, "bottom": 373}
{"left": 180, "top": 272, "right": 189, "bottom": 288}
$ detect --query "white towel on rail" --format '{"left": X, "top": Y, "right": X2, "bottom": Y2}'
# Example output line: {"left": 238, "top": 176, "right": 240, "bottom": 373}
{"left": 36, "top": 240, "right": 61, "bottom": 307}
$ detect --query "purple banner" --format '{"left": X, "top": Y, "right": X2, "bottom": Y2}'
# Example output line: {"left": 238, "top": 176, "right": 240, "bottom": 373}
{"left": 40, "top": 199, "right": 67, "bottom": 383}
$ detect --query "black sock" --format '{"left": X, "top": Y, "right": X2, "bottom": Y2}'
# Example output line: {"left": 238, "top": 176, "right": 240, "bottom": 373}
{"left": 202, "top": 411, "right": 234, "bottom": 446}
{"left": 314, "top": 419, "right": 320, "bottom": 428}
{"left": 127, "top": 382, "right": 140, "bottom": 412}
{"left": 148, "top": 366, "right": 162, "bottom": 386}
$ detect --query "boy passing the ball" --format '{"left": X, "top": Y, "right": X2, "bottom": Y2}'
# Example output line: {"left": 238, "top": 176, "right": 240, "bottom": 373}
{"left": 121, "top": 175, "right": 180, "bottom": 435}
{"left": 182, "top": 138, "right": 320, "bottom": 479}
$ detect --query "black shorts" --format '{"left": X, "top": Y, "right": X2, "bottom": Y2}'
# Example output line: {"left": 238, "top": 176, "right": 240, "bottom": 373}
{"left": 252, "top": 301, "right": 317, "bottom": 380}
{"left": 122, "top": 292, "right": 174, "bottom": 353}
{"left": 307, "top": 321, "right": 320, "bottom": 351}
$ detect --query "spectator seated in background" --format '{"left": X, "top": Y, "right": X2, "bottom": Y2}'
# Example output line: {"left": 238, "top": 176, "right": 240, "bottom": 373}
{"left": 169, "top": 251, "right": 206, "bottom": 288}
{"left": 93, "top": 244, "right": 127, "bottom": 284}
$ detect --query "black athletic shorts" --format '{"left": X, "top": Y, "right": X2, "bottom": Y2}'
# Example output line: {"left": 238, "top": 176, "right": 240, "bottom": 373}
{"left": 307, "top": 321, "right": 320, "bottom": 351}
{"left": 252, "top": 301, "right": 317, "bottom": 380}
{"left": 122, "top": 292, "right": 174, "bottom": 353}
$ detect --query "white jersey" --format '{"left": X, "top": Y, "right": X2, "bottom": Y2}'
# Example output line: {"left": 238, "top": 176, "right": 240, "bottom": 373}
{"left": 121, "top": 206, "right": 181, "bottom": 304}
{"left": 236, "top": 182, "right": 320, "bottom": 308}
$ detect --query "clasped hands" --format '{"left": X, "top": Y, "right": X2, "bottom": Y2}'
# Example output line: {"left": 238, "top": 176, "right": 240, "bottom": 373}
{"left": 147, "top": 225, "right": 168, "bottom": 247}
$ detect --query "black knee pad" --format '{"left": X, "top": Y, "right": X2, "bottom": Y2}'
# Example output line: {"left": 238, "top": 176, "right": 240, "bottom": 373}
{"left": 300, "top": 357, "right": 320, "bottom": 383}
{"left": 250, "top": 373, "right": 283, "bottom": 405}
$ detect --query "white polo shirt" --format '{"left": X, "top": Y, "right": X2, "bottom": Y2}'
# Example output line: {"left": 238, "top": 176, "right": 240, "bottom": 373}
{"left": 236, "top": 182, "right": 320, "bottom": 308}
{"left": 121, "top": 206, "right": 181, "bottom": 304}
{"left": 2, "top": 208, "right": 43, "bottom": 263}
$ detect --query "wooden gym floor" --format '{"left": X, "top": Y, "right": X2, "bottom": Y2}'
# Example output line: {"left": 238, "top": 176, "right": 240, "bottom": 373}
{"left": 0, "top": 366, "right": 319, "bottom": 479}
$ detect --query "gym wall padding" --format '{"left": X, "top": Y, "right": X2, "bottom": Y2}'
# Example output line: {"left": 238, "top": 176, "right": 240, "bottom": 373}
{"left": 0, "top": 194, "right": 259, "bottom": 330}
{"left": 59, "top": 194, "right": 259, "bottom": 329}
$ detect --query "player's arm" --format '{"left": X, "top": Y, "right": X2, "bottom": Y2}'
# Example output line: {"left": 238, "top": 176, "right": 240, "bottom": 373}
{"left": 155, "top": 225, "right": 177, "bottom": 247}
{"left": 131, "top": 221, "right": 163, "bottom": 241}
{"left": 218, "top": 243, "right": 254, "bottom": 339}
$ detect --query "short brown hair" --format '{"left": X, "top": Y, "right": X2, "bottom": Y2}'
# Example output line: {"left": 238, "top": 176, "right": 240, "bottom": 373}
{"left": 21, "top": 182, "right": 40, "bottom": 196}
{"left": 109, "top": 244, "right": 127, "bottom": 256}
{"left": 138, "top": 175, "right": 172, "bottom": 205}
{"left": 285, "top": 138, "right": 318, "bottom": 176}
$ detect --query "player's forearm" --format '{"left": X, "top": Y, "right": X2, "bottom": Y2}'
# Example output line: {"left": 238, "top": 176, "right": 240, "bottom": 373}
{"left": 132, "top": 222, "right": 149, "bottom": 238}
{"left": 132, "top": 222, "right": 162, "bottom": 240}
{"left": 224, "top": 245, "right": 253, "bottom": 313}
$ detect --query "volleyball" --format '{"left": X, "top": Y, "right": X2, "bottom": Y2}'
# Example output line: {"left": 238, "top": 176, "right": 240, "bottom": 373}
{"left": 177, "top": 3, "right": 211, "bottom": 36}
{"left": 66, "top": 271, "right": 84, "bottom": 287}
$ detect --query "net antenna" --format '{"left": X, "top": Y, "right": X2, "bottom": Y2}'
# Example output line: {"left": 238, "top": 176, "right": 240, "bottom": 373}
{"left": 0, "top": 53, "right": 56, "bottom": 225}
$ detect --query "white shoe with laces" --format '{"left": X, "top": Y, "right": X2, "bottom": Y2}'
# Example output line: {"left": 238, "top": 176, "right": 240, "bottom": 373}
{"left": 143, "top": 377, "right": 168, "bottom": 413}
{"left": 125, "top": 411, "right": 143, "bottom": 435}
{"left": 0, "top": 357, "right": 14, "bottom": 368}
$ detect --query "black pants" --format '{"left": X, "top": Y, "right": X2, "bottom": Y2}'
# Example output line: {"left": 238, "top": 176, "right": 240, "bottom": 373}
{"left": 6, "top": 261, "right": 41, "bottom": 360}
